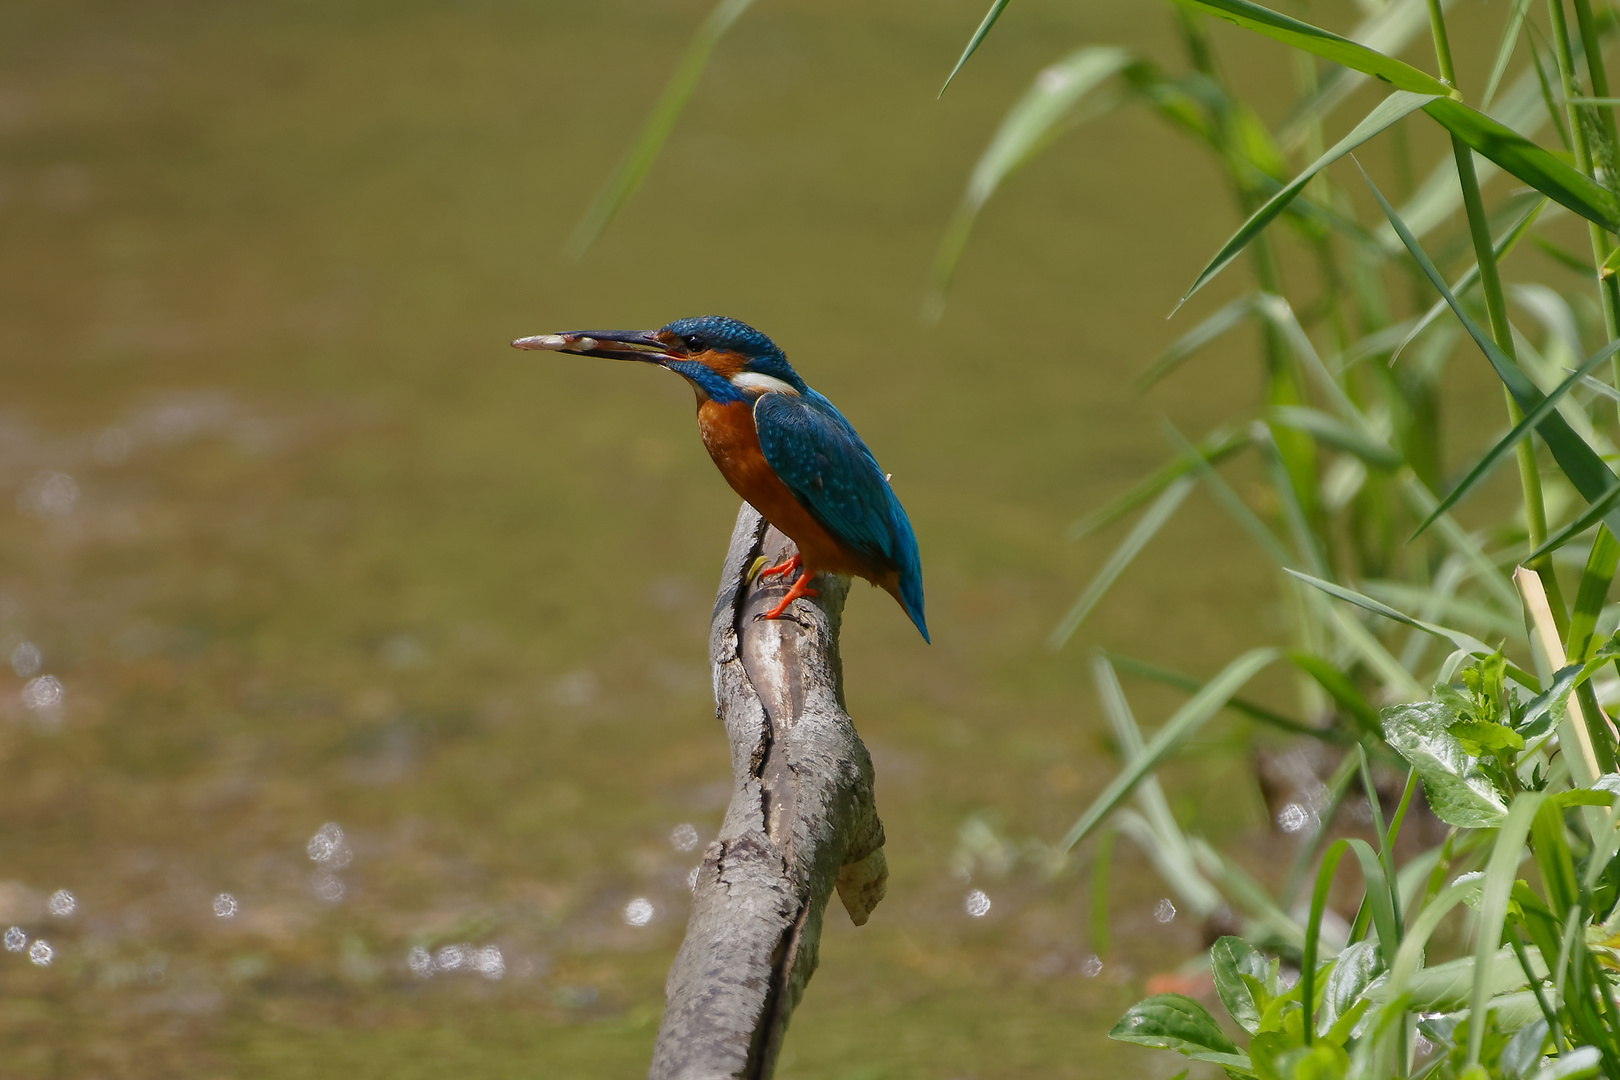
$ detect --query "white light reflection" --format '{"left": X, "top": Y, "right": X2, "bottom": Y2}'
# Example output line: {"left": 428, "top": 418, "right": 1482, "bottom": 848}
{"left": 22, "top": 675, "right": 63, "bottom": 711}
{"left": 963, "top": 890, "right": 991, "bottom": 918}
{"left": 687, "top": 866, "right": 700, "bottom": 892}
{"left": 669, "top": 823, "right": 700, "bottom": 852}
{"left": 306, "top": 822, "right": 352, "bottom": 868}
{"left": 4, "top": 927, "right": 24, "bottom": 952}
{"left": 624, "top": 898, "right": 654, "bottom": 927}
{"left": 409, "top": 943, "right": 504, "bottom": 980}
{"left": 310, "top": 870, "right": 345, "bottom": 903}
{"left": 46, "top": 890, "right": 75, "bottom": 917}
{"left": 10, "top": 642, "right": 40, "bottom": 677}
{"left": 213, "top": 893, "right": 238, "bottom": 918}
{"left": 1081, "top": 954, "right": 1103, "bottom": 977}
{"left": 17, "top": 472, "right": 79, "bottom": 517}
{"left": 28, "top": 940, "right": 52, "bottom": 966}
{"left": 1277, "top": 802, "right": 1312, "bottom": 834}
{"left": 1154, "top": 898, "right": 1177, "bottom": 924}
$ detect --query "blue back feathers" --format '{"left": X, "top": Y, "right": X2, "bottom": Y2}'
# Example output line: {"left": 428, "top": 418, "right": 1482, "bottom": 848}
{"left": 661, "top": 317, "right": 926, "bottom": 641}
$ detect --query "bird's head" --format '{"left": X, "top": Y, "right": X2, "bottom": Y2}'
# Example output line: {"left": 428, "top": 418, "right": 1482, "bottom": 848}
{"left": 513, "top": 315, "right": 804, "bottom": 402}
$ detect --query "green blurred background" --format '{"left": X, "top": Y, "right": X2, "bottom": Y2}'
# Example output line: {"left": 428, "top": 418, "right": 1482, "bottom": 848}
{"left": 0, "top": 1, "right": 1435, "bottom": 1076}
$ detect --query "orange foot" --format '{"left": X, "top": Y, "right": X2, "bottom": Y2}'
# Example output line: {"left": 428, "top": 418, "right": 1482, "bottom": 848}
{"left": 759, "top": 569, "right": 818, "bottom": 621}
{"left": 759, "top": 552, "right": 802, "bottom": 580}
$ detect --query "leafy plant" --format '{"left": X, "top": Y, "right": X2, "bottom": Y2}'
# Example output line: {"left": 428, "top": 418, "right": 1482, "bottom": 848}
{"left": 935, "top": 0, "right": 1620, "bottom": 1077}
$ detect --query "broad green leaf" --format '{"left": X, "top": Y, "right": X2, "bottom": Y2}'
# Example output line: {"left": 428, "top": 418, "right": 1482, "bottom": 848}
{"left": 940, "top": 0, "right": 1012, "bottom": 95}
{"left": 1211, "top": 936, "right": 1271, "bottom": 1035}
{"left": 1447, "top": 720, "right": 1524, "bottom": 754}
{"left": 1061, "top": 648, "right": 1280, "bottom": 851}
{"left": 1250, "top": 1035, "right": 1347, "bottom": 1080}
{"left": 1502, "top": 1018, "right": 1550, "bottom": 1079}
{"left": 1050, "top": 477, "right": 1192, "bottom": 650}
{"left": 1528, "top": 1046, "right": 1602, "bottom": 1080}
{"left": 1412, "top": 341, "right": 1620, "bottom": 539}
{"left": 1318, "top": 940, "right": 1383, "bottom": 1035}
{"left": 1380, "top": 701, "right": 1510, "bottom": 827}
{"left": 1109, "top": 993, "right": 1252, "bottom": 1073}
{"left": 931, "top": 47, "right": 1136, "bottom": 308}
{"left": 1167, "top": 0, "right": 1447, "bottom": 93}
{"left": 1362, "top": 168, "right": 1620, "bottom": 540}
{"left": 568, "top": 0, "right": 755, "bottom": 256}
{"left": 1177, "top": 90, "right": 1436, "bottom": 307}
{"left": 1362, "top": 944, "right": 1547, "bottom": 1007}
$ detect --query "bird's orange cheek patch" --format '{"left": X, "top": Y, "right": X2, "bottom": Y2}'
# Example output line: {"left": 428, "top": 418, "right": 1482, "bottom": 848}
{"left": 698, "top": 349, "right": 747, "bottom": 380}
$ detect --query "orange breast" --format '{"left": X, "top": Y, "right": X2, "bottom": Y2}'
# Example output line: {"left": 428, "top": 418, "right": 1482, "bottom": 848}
{"left": 696, "top": 398, "right": 879, "bottom": 584}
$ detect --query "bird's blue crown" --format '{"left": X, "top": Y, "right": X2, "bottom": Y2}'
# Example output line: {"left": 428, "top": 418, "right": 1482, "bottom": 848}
{"left": 662, "top": 316, "right": 801, "bottom": 385}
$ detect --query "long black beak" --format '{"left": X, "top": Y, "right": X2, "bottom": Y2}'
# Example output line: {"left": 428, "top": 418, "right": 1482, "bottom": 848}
{"left": 511, "top": 329, "right": 683, "bottom": 363}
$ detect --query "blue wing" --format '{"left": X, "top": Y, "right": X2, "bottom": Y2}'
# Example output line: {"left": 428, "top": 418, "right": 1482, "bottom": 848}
{"left": 753, "top": 389, "right": 927, "bottom": 641}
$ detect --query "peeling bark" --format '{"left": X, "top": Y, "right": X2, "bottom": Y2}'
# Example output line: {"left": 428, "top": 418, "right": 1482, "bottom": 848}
{"left": 647, "top": 504, "right": 888, "bottom": 1080}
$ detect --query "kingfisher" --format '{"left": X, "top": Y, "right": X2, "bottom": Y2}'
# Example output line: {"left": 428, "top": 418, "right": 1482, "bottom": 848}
{"left": 512, "top": 316, "right": 928, "bottom": 642}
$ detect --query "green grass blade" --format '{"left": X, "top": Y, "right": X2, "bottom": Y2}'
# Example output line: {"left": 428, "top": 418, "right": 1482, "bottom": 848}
{"left": 1286, "top": 569, "right": 1498, "bottom": 658}
{"left": 1168, "top": 0, "right": 1447, "bottom": 93}
{"left": 1093, "top": 655, "right": 1224, "bottom": 914}
{"left": 1138, "top": 296, "right": 1262, "bottom": 391}
{"left": 1361, "top": 164, "right": 1620, "bottom": 537}
{"left": 1176, "top": 90, "right": 1436, "bottom": 309}
{"left": 1469, "top": 794, "right": 1547, "bottom": 1069}
{"left": 1303, "top": 838, "right": 1397, "bottom": 1040}
{"left": 1276, "top": 0, "right": 1442, "bottom": 152}
{"left": 1421, "top": 98, "right": 1620, "bottom": 232}
{"left": 1267, "top": 405, "right": 1403, "bottom": 470}
{"left": 1413, "top": 341, "right": 1620, "bottom": 538}
{"left": 1289, "top": 652, "right": 1381, "bottom": 735}
{"left": 1482, "top": 0, "right": 1536, "bottom": 112}
{"left": 1160, "top": 422, "right": 1293, "bottom": 568}
{"left": 1108, "top": 650, "right": 1349, "bottom": 741}
{"left": 1069, "top": 428, "right": 1246, "bottom": 538}
{"left": 567, "top": 0, "right": 755, "bottom": 257}
{"left": 939, "top": 0, "right": 1012, "bottom": 96}
{"left": 1567, "top": 527, "right": 1619, "bottom": 661}
{"left": 1390, "top": 196, "right": 1549, "bottom": 365}
{"left": 929, "top": 46, "right": 1135, "bottom": 313}
{"left": 1525, "top": 477, "right": 1620, "bottom": 563}
{"left": 1089, "top": 824, "right": 1114, "bottom": 955}
{"left": 1050, "top": 478, "right": 1193, "bottom": 650}
{"left": 1059, "top": 648, "right": 1280, "bottom": 852}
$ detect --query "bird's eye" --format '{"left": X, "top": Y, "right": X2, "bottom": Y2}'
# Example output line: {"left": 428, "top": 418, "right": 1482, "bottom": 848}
{"left": 683, "top": 335, "right": 704, "bottom": 352}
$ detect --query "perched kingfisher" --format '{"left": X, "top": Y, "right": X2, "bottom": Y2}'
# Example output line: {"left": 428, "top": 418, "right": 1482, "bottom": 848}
{"left": 513, "top": 316, "right": 928, "bottom": 642}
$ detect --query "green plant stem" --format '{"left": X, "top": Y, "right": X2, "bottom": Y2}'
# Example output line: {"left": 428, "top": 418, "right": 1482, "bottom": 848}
{"left": 1548, "top": 0, "right": 1620, "bottom": 395}
{"left": 1451, "top": 135, "right": 1570, "bottom": 632}
{"left": 1425, "top": 0, "right": 1568, "bottom": 628}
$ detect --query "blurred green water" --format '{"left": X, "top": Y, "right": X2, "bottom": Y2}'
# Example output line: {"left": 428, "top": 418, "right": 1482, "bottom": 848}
{"left": 0, "top": 1, "right": 1318, "bottom": 1076}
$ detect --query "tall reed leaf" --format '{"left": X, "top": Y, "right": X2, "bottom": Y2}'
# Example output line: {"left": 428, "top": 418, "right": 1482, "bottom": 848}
{"left": 1422, "top": 98, "right": 1620, "bottom": 232}
{"left": 931, "top": 47, "right": 1136, "bottom": 308}
{"left": 1059, "top": 648, "right": 1280, "bottom": 852}
{"left": 568, "top": 0, "right": 755, "bottom": 256}
{"left": 1168, "top": 0, "right": 1448, "bottom": 93}
{"left": 1050, "top": 477, "right": 1194, "bottom": 650}
{"left": 1470, "top": 794, "right": 1546, "bottom": 1068}
{"left": 1362, "top": 167, "right": 1620, "bottom": 537}
{"left": 1482, "top": 0, "right": 1536, "bottom": 111}
{"left": 1177, "top": 91, "right": 1437, "bottom": 308}
{"left": 940, "top": 0, "right": 1013, "bottom": 95}
{"left": 1413, "top": 341, "right": 1620, "bottom": 538}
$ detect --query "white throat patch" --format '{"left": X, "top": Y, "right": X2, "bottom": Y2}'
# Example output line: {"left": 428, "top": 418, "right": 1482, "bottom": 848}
{"left": 730, "top": 372, "right": 799, "bottom": 396}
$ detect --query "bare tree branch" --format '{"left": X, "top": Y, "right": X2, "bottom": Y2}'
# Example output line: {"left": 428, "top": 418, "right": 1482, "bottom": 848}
{"left": 648, "top": 504, "right": 888, "bottom": 1080}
